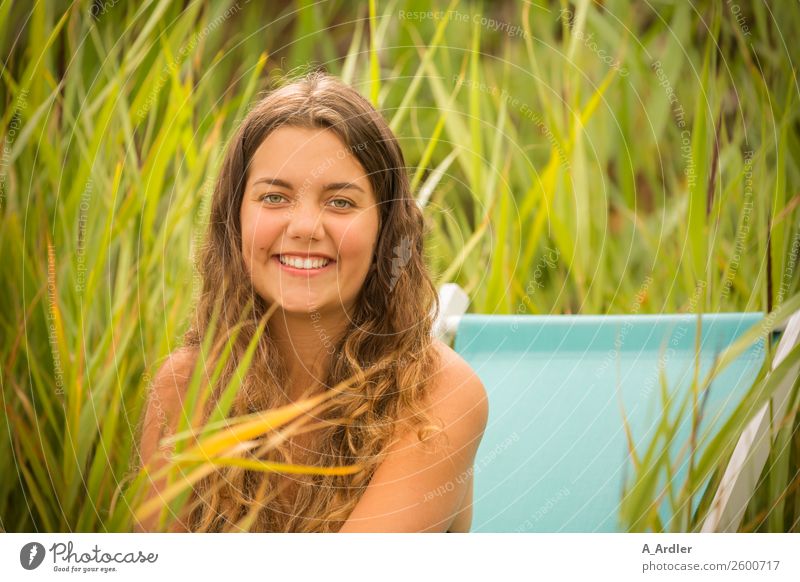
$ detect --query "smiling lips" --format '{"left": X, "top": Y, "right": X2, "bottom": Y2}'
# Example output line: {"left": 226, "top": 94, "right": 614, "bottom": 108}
{"left": 274, "top": 254, "right": 335, "bottom": 273}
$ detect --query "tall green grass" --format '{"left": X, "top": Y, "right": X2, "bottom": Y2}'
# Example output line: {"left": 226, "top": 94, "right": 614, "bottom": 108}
{"left": 1, "top": 0, "right": 798, "bottom": 532}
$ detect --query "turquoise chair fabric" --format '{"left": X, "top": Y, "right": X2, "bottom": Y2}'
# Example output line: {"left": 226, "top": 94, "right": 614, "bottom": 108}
{"left": 453, "top": 313, "right": 767, "bottom": 532}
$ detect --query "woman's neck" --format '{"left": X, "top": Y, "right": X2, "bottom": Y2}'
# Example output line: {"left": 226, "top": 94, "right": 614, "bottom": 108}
{"left": 268, "top": 307, "right": 350, "bottom": 401}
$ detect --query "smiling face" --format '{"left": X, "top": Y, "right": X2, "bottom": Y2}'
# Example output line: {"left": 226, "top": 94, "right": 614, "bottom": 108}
{"left": 240, "top": 126, "right": 380, "bottom": 316}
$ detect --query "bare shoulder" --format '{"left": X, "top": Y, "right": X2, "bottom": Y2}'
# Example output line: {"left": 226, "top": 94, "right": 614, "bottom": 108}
{"left": 427, "top": 339, "right": 489, "bottom": 434}
{"left": 337, "top": 340, "right": 488, "bottom": 532}
{"left": 149, "top": 346, "right": 199, "bottom": 408}
{"left": 140, "top": 347, "right": 199, "bottom": 461}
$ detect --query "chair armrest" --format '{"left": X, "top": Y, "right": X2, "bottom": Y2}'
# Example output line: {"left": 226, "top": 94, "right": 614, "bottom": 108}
{"left": 701, "top": 307, "right": 800, "bottom": 532}
{"left": 433, "top": 283, "right": 470, "bottom": 342}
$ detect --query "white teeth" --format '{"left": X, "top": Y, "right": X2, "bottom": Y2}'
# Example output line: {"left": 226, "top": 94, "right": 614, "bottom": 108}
{"left": 278, "top": 255, "right": 331, "bottom": 269}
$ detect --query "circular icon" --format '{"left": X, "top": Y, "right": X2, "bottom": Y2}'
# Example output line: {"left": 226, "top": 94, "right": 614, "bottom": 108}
{"left": 20, "top": 542, "right": 46, "bottom": 570}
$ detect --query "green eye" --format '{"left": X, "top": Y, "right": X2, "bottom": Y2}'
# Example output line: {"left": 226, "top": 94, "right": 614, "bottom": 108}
{"left": 329, "top": 198, "right": 354, "bottom": 209}
{"left": 260, "top": 193, "right": 285, "bottom": 204}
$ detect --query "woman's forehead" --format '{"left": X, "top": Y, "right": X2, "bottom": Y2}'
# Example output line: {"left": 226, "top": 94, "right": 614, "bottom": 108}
{"left": 247, "top": 126, "right": 372, "bottom": 189}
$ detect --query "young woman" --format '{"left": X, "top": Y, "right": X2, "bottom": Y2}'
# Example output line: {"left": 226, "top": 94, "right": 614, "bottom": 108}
{"left": 137, "top": 71, "right": 488, "bottom": 533}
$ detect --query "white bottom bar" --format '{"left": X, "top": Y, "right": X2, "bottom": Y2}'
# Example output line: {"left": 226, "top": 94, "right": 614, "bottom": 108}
{"left": 2, "top": 533, "right": 798, "bottom": 581}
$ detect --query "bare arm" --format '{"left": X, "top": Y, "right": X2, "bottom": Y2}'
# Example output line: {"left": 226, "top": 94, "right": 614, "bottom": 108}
{"left": 447, "top": 472, "right": 475, "bottom": 532}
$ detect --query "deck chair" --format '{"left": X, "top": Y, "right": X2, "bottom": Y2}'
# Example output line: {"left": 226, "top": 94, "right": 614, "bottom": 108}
{"left": 434, "top": 283, "right": 799, "bottom": 532}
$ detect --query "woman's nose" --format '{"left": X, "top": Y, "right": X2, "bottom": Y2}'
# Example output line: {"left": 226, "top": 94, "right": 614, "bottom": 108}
{"left": 285, "top": 200, "right": 324, "bottom": 240}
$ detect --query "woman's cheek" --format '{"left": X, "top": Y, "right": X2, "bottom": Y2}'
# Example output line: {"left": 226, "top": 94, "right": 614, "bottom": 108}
{"left": 337, "top": 212, "right": 379, "bottom": 275}
{"left": 242, "top": 208, "right": 280, "bottom": 263}
{"left": 240, "top": 209, "right": 268, "bottom": 269}
{"left": 240, "top": 221, "right": 256, "bottom": 269}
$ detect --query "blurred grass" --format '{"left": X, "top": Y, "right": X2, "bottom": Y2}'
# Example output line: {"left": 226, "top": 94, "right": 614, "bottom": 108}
{"left": 0, "top": 0, "right": 798, "bottom": 532}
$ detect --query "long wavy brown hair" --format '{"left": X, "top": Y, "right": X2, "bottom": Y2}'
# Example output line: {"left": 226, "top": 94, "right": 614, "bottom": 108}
{"left": 179, "top": 70, "right": 443, "bottom": 532}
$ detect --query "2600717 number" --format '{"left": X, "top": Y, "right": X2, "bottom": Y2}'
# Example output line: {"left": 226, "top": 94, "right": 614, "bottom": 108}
{"left": 730, "top": 560, "right": 780, "bottom": 571}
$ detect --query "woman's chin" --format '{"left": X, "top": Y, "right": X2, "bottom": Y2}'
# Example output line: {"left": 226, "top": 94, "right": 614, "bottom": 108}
{"left": 274, "top": 298, "right": 336, "bottom": 315}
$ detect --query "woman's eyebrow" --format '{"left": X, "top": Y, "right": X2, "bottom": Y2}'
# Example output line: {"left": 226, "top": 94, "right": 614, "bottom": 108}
{"left": 321, "top": 181, "right": 366, "bottom": 193}
{"left": 251, "top": 177, "right": 293, "bottom": 189}
{"left": 251, "top": 176, "right": 365, "bottom": 193}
